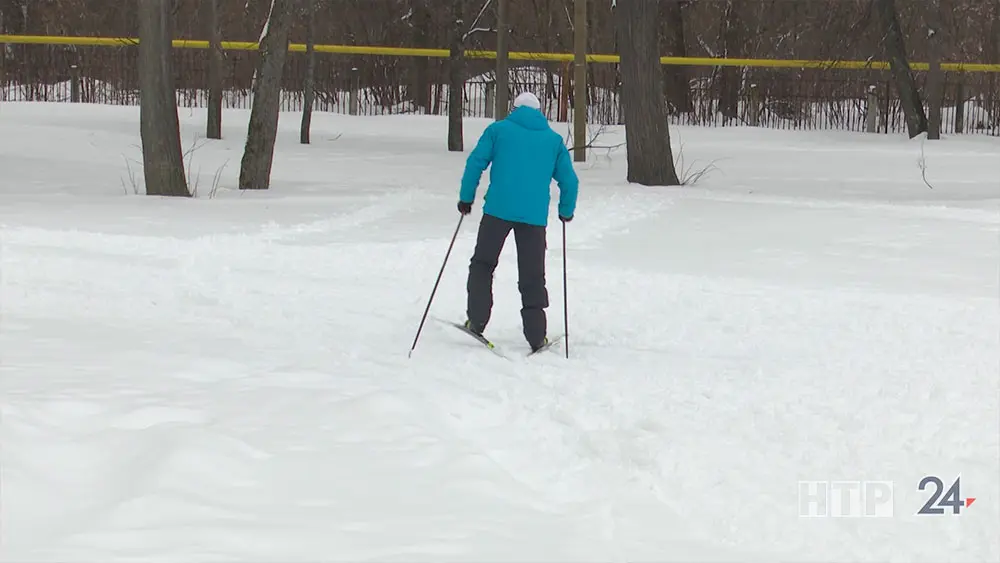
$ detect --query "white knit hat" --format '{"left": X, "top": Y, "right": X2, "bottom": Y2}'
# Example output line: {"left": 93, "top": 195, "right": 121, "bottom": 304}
{"left": 513, "top": 92, "right": 541, "bottom": 110}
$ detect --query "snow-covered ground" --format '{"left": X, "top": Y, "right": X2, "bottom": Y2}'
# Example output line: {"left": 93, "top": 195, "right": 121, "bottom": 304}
{"left": 1, "top": 101, "right": 998, "bottom": 562}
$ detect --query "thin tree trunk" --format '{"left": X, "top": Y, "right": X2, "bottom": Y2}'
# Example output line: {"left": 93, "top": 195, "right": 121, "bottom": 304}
{"left": 989, "top": 1, "right": 999, "bottom": 122}
{"left": 411, "top": 0, "right": 431, "bottom": 113}
{"left": 544, "top": 2, "right": 557, "bottom": 101}
{"left": 432, "top": 79, "right": 442, "bottom": 115}
{"left": 991, "top": 1, "right": 1000, "bottom": 63}
{"left": 447, "top": 0, "right": 464, "bottom": 151}
{"left": 137, "top": 0, "right": 190, "bottom": 197}
{"left": 875, "top": 0, "right": 927, "bottom": 138}
{"left": 572, "top": 0, "right": 586, "bottom": 162}
{"left": 239, "top": 0, "right": 293, "bottom": 190}
{"left": 300, "top": 0, "right": 316, "bottom": 144}
{"left": 991, "top": 1, "right": 1000, "bottom": 64}
{"left": 662, "top": 0, "right": 693, "bottom": 114}
{"left": 0, "top": 10, "right": 6, "bottom": 94}
{"left": 615, "top": 0, "right": 681, "bottom": 186}
{"left": 718, "top": 0, "right": 743, "bottom": 122}
{"left": 925, "top": 0, "right": 943, "bottom": 139}
{"left": 495, "top": 0, "right": 509, "bottom": 119}
{"left": 986, "top": 0, "right": 1000, "bottom": 63}
{"left": 205, "top": 0, "right": 222, "bottom": 139}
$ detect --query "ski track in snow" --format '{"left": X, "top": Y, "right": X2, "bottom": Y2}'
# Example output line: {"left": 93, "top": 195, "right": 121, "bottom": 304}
{"left": 1, "top": 102, "right": 998, "bottom": 562}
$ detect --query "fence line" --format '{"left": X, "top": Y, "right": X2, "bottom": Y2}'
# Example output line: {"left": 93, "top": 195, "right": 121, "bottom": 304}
{"left": 1, "top": 36, "right": 997, "bottom": 136}
{"left": 3, "top": 34, "right": 1000, "bottom": 72}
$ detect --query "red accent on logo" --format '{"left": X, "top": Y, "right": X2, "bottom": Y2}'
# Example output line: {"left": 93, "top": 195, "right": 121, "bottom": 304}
{"left": 966, "top": 497, "right": 976, "bottom": 507}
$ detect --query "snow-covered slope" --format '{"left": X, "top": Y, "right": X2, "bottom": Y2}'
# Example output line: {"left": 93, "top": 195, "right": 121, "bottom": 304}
{"left": 1, "top": 102, "right": 997, "bottom": 562}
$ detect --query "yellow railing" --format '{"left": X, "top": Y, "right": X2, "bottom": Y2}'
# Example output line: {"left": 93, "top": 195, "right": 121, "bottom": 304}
{"left": 2, "top": 34, "right": 1000, "bottom": 72}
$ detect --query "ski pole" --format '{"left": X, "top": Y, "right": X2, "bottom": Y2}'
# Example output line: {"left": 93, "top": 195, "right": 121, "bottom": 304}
{"left": 408, "top": 214, "right": 465, "bottom": 358}
{"left": 562, "top": 219, "right": 569, "bottom": 359}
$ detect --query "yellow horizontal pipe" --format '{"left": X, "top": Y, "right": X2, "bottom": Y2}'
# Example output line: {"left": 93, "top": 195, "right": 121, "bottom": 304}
{"left": 1, "top": 34, "right": 998, "bottom": 72}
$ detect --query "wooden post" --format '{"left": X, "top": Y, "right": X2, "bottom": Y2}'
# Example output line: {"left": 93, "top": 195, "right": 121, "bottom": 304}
{"left": 865, "top": 84, "right": 878, "bottom": 133}
{"left": 572, "top": 0, "right": 587, "bottom": 161}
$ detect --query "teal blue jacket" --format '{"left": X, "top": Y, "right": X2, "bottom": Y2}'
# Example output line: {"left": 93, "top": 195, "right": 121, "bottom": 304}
{"left": 459, "top": 106, "right": 579, "bottom": 227}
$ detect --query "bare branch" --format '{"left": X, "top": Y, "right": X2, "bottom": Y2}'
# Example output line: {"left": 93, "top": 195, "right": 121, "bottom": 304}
{"left": 462, "top": 26, "right": 495, "bottom": 41}
{"left": 465, "top": 0, "right": 493, "bottom": 36}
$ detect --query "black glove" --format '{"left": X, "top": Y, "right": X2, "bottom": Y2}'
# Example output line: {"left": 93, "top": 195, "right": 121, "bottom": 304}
{"left": 559, "top": 214, "right": 573, "bottom": 223}
{"left": 457, "top": 201, "right": 472, "bottom": 215}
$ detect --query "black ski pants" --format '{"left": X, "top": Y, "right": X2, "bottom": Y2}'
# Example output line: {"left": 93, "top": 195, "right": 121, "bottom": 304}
{"left": 466, "top": 213, "right": 548, "bottom": 347}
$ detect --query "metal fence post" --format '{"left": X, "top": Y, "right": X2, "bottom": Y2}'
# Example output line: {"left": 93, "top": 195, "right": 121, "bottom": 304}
{"left": 954, "top": 79, "right": 965, "bottom": 134}
{"left": 748, "top": 83, "right": 761, "bottom": 126}
{"left": 484, "top": 80, "right": 495, "bottom": 119}
{"left": 865, "top": 84, "right": 877, "bottom": 133}
{"left": 348, "top": 67, "right": 359, "bottom": 115}
{"left": 70, "top": 64, "right": 80, "bottom": 102}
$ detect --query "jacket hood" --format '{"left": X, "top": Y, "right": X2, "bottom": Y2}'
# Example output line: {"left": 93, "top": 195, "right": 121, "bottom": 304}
{"left": 506, "top": 105, "right": 550, "bottom": 130}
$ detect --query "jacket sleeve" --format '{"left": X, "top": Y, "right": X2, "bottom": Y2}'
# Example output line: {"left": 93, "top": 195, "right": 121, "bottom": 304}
{"left": 459, "top": 125, "right": 496, "bottom": 203}
{"left": 553, "top": 143, "right": 579, "bottom": 218}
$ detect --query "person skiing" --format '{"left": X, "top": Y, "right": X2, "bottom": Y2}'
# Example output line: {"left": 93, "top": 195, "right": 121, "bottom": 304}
{"left": 456, "top": 91, "right": 579, "bottom": 352}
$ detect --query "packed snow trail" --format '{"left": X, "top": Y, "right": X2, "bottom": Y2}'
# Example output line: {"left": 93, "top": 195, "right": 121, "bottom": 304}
{"left": 1, "top": 103, "right": 997, "bottom": 562}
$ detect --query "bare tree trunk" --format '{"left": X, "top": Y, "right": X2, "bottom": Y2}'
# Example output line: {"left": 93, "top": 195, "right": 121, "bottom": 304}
{"left": 925, "top": 0, "right": 943, "bottom": 139}
{"left": 989, "top": 1, "right": 999, "bottom": 122}
{"left": 875, "top": 0, "right": 927, "bottom": 138}
{"left": 239, "top": 0, "right": 293, "bottom": 190}
{"left": 544, "top": 2, "right": 557, "bottom": 101}
{"left": 495, "top": 0, "right": 509, "bottom": 119}
{"left": 572, "top": 0, "right": 586, "bottom": 162}
{"left": 662, "top": 0, "right": 693, "bottom": 114}
{"left": 1, "top": 10, "right": 7, "bottom": 96}
{"left": 137, "top": 0, "right": 190, "bottom": 197}
{"left": 447, "top": 0, "right": 464, "bottom": 151}
{"left": 615, "top": 0, "right": 681, "bottom": 186}
{"left": 718, "top": 0, "right": 743, "bottom": 123}
{"left": 205, "top": 0, "right": 222, "bottom": 139}
{"left": 991, "top": 1, "right": 1000, "bottom": 63}
{"left": 410, "top": 0, "right": 431, "bottom": 113}
{"left": 300, "top": 0, "right": 315, "bottom": 144}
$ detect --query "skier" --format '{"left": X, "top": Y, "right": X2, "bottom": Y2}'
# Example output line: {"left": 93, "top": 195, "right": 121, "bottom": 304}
{"left": 457, "top": 91, "right": 579, "bottom": 352}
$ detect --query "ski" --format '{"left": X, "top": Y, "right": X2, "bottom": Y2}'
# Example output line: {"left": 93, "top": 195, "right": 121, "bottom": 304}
{"left": 527, "top": 334, "right": 564, "bottom": 356}
{"left": 439, "top": 318, "right": 506, "bottom": 358}
{"left": 429, "top": 317, "right": 565, "bottom": 358}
